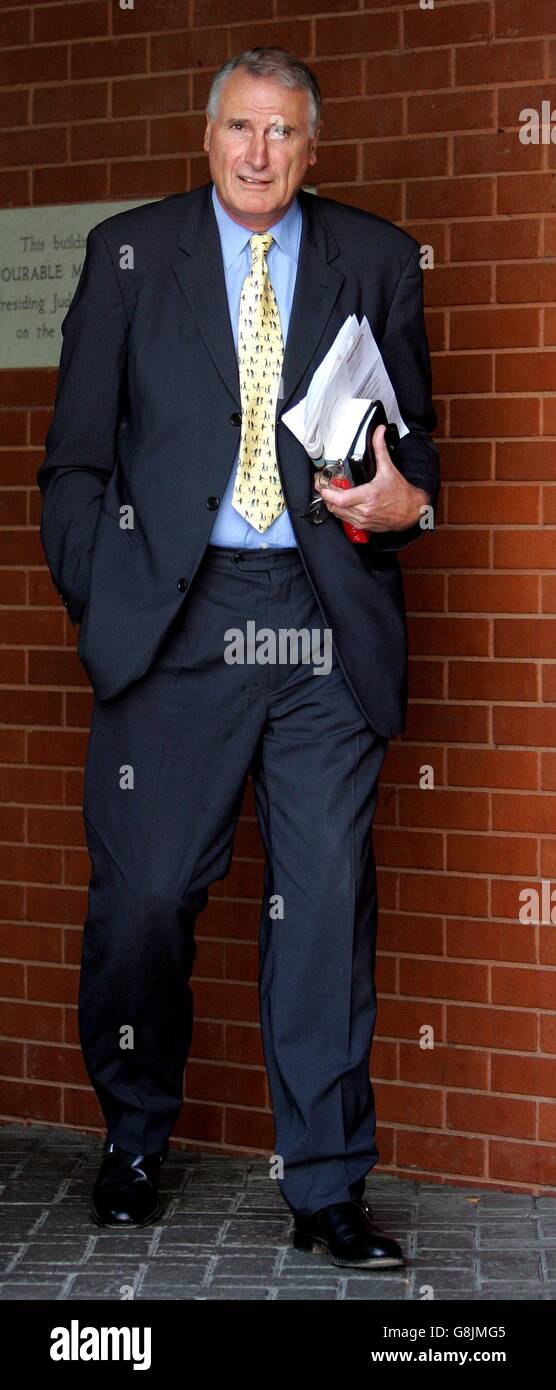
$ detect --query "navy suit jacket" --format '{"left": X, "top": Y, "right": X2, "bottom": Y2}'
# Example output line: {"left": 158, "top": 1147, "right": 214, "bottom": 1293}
{"left": 36, "top": 179, "right": 440, "bottom": 737}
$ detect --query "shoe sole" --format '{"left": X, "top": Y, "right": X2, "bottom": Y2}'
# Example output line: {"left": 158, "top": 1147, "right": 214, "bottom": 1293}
{"left": 89, "top": 1200, "right": 163, "bottom": 1229}
{"left": 293, "top": 1232, "right": 405, "bottom": 1268}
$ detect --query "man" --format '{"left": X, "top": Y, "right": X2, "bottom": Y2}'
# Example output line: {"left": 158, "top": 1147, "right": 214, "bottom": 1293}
{"left": 36, "top": 47, "right": 439, "bottom": 1270}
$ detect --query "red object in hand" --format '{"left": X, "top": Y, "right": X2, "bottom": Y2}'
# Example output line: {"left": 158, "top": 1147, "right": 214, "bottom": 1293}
{"left": 331, "top": 471, "right": 368, "bottom": 545}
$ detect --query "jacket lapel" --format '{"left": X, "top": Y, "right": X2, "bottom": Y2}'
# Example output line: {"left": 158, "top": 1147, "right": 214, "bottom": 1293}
{"left": 172, "top": 180, "right": 345, "bottom": 415}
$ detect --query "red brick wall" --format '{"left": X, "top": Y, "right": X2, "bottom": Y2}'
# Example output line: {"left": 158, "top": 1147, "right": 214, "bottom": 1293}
{"left": 1, "top": 0, "right": 555, "bottom": 1194}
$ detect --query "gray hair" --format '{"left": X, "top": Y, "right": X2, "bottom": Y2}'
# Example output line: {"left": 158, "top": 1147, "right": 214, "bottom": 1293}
{"left": 206, "top": 47, "right": 321, "bottom": 138}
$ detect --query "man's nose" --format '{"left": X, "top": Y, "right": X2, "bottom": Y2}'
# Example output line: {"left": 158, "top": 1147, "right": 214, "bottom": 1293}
{"left": 245, "top": 134, "right": 269, "bottom": 168}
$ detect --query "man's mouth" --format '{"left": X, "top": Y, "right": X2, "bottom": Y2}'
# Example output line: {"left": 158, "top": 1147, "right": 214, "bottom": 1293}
{"left": 238, "top": 176, "right": 271, "bottom": 186}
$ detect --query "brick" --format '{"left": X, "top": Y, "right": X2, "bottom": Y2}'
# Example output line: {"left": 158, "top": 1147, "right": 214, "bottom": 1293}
{"left": 448, "top": 573, "right": 539, "bottom": 613}
{"left": 494, "top": 532, "right": 556, "bottom": 568}
{"left": 496, "top": 351, "right": 556, "bottom": 393}
{"left": 1, "top": 1000, "right": 64, "bottom": 1043}
{"left": 0, "top": 127, "right": 67, "bottom": 168}
{"left": 407, "top": 616, "right": 490, "bottom": 657}
{"left": 405, "top": 702, "right": 490, "bottom": 744}
{"left": 497, "top": 441, "right": 556, "bottom": 480}
{"left": 497, "top": 262, "right": 556, "bottom": 303}
{"left": 397, "top": 1130, "right": 486, "bottom": 1176}
{"left": 408, "top": 90, "right": 494, "bottom": 135}
{"left": 375, "top": 827, "right": 443, "bottom": 870}
{"left": 451, "top": 396, "right": 540, "bottom": 437}
{"left": 399, "top": 872, "right": 488, "bottom": 917}
{"left": 448, "top": 660, "right": 537, "bottom": 703}
{"left": 113, "top": 75, "right": 191, "bottom": 119}
{"left": 225, "top": 1024, "right": 263, "bottom": 1066}
{"left": 399, "top": 787, "right": 489, "bottom": 831}
{"left": 70, "top": 119, "right": 147, "bottom": 161}
{"left": 0, "top": 45, "right": 67, "bottom": 88}
{"left": 451, "top": 218, "right": 541, "bottom": 262}
{"left": 322, "top": 96, "right": 403, "bottom": 142}
{"left": 492, "top": 792, "right": 556, "bottom": 833}
{"left": 448, "top": 1003, "right": 537, "bottom": 1051}
{"left": 499, "top": 82, "right": 556, "bottom": 129}
{"left": 224, "top": 1107, "right": 274, "bottom": 1151}
{"left": 404, "top": 2, "right": 492, "bottom": 49}
{"left": 0, "top": 1079, "right": 61, "bottom": 1122}
{"left": 362, "top": 137, "right": 449, "bottom": 181}
{"left": 496, "top": 0, "right": 556, "bottom": 40}
{"left": 407, "top": 176, "right": 494, "bottom": 221}
{"left": 439, "top": 440, "right": 492, "bottom": 480}
{"left": 34, "top": 2, "right": 109, "bottom": 44}
{"left": 433, "top": 352, "right": 493, "bottom": 395}
{"left": 0, "top": 90, "right": 29, "bottom": 127}
{"left": 447, "top": 832, "right": 537, "bottom": 875}
{"left": 32, "top": 82, "right": 108, "bottom": 125}
{"left": 447, "top": 483, "right": 539, "bottom": 524}
{"left": 450, "top": 307, "right": 540, "bottom": 350}
{"left": 498, "top": 173, "right": 556, "bottom": 215}
{"left": 377, "top": 1081, "right": 443, "bottom": 1128}
{"left": 108, "top": 157, "right": 192, "bottom": 198}
{"left": 364, "top": 47, "right": 450, "bottom": 96}
{"left": 70, "top": 37, "right": 147, "bottom": 79}
{"left": 541, "top": 665, "right": 556, "bottom": 701}
{"left": 331, "top": 181, "right": 402, "bottom": 221}
{"left": 447, "top": 1092, "right": 535, "bottom": 1139}
{"left": 33, "top": 163, "right": 108, "bottom": 203}
{"left": 456, "top": 39, "right": 544, "bottom": 86}
{"left": 493, "top": 705, "right": 556, "bottom": 747}
{"left": 491, "top": 1052, "right": 556, "bottom": 1096}
{"left": 406, "top": 660, "right": 444, "bottom": 700}
{"left": 455, "top": 132, "right": 542, "bottom": 176}
{"left": 150, "top": 113, "right": 214, "bottom": 155}
{"left": 446, "top": 917, "right": 536, "bottom": 963}
{"left": 186, "top": 1060, "right": 266, "bottom": 1108}
{"left": 315, "top": 12, "right": 400, "bottom": 56}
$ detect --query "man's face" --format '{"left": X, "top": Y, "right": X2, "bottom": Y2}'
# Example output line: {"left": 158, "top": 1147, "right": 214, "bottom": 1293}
{"left": 203, "top": 69, "right": 319, "bottom": 229}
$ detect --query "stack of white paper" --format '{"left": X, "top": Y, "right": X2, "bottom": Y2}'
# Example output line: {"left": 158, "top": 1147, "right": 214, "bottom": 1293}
{"left": 281, "top": 315, "right": 409, "bottom": 462}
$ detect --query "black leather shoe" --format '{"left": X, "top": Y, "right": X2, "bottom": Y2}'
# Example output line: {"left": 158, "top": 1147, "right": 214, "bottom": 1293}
{"left": 90, "top": 1141, "right": 169, "bottom": 1227}
{"left": 293, "top": 1199, "right": 405, "bottom": 1268}
{"left": 349, "top": 1180, "right": 373, "bottom": 1220}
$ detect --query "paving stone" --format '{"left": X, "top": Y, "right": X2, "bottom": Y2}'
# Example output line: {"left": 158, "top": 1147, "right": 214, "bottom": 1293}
{"left": 478, "top": 1253, "right": 541, "bottom": 1281}
{"left": 343, "top": 1278, "right": 410, "bottom": 1299}
{"left": 415, "top": 1230, "right": 476, "bottom": 1250}
{"left": 478, "top": 1224, "right": 544, "bottom": 1248}
{"left": 0, "top": 1280, "right": 67, "bottom": 1298}
{"left": 409, "top": 1267, "right": 477, "bottom": 1290}
{"left": 189, "top": 1286, "right": 272, "bottom": 1299}
{"left": 0, "top": 1122, "right": 554, "bottom": 1301}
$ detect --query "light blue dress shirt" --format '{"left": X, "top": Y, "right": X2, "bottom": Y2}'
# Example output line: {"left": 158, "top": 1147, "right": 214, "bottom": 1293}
{"left": 208, "top": 182, "right": 302, "bottom": 549}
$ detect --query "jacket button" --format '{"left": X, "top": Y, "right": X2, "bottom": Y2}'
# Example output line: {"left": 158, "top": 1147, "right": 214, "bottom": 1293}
{"left": 206, "top": 496, "right": 220, "bottom": 510}
{"left": 177, "top": 577, "right": 188, "bottom": 592}
{"left": 230, "top": 411, "right": 242, "bottom": 426}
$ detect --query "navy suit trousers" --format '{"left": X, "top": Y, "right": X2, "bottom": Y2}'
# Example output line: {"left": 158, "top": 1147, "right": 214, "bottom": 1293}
{"left": 79, "top": 544, "right": 389, "bottom": 1217}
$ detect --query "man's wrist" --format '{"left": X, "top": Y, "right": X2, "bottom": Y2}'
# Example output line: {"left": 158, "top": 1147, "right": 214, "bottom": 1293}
{"left": 406, "top": 483, "right": 431, "bottom": 528}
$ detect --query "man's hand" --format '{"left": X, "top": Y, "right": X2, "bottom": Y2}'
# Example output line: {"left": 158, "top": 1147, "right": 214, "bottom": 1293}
{"left": 313, "top": 424, "right": 430, "bottom": 534}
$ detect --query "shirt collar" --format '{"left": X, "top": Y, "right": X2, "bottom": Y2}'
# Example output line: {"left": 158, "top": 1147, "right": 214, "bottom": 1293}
{"left": 211, "top": 181, "right": 301, "bottom": 269}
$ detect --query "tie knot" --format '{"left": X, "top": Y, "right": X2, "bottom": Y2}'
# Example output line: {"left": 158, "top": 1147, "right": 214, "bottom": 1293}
{"left": 250, "top": 232, "right": 273, "bottom": 267}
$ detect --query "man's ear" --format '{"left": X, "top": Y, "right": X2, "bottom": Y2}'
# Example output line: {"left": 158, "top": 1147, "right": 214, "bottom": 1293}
{"left": 309, "top": 122, "right": 321, "bottom": 164}
{"left": 203, "top": 120, "right": 211, "bottom": 152}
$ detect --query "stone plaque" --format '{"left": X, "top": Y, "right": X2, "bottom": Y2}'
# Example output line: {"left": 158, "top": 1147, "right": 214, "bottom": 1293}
{"left": 0, "top": 201, "right": 157, "bottom": 368}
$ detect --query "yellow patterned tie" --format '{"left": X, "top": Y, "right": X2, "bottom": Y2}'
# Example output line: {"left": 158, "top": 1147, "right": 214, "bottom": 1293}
{"left": 232, "top": 232, "right": 286, "bottom": 532}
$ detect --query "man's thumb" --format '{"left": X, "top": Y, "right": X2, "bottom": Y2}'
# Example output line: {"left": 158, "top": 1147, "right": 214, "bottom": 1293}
{"left": 370, "top": 423, "right": 393, "bottom": 470}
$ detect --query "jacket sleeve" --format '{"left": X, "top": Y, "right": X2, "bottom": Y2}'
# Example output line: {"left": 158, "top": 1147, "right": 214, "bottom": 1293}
{"left": 36, "top": 224, "right": 130, "bottom": 624}
{"left": 371, "top": 241, "right": 440, "bottom": 553}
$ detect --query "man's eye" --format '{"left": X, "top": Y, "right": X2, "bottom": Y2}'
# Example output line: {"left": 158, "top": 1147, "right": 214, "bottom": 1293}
{"left": 229, "top": 122, "right": 291, "bottom": 137}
